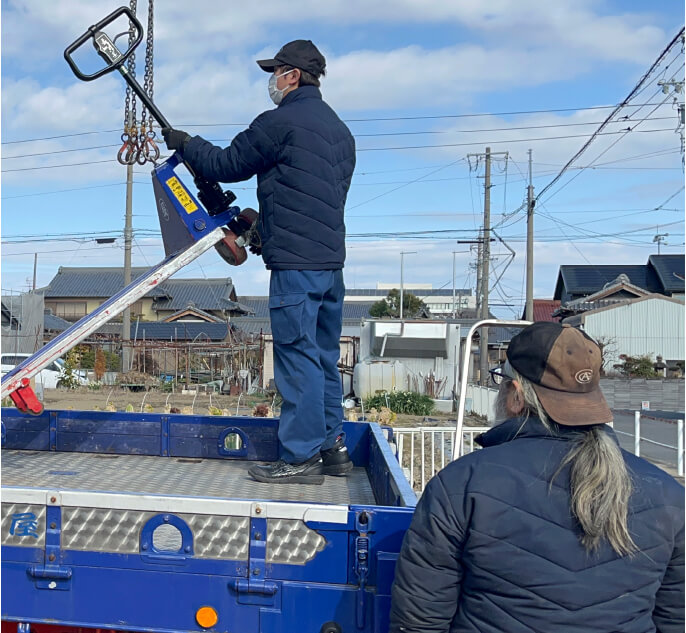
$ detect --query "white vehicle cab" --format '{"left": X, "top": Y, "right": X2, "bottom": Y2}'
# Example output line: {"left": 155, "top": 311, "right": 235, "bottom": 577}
{"left": 0, "top": 353, "right": 89, "bottom": 389}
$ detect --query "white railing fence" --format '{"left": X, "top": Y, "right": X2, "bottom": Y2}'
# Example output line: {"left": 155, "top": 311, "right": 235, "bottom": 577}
{"left": 391, "top": 426, "right": 490, "bottom": 492}
{"left": 392, "top": 413, "right": 684, "bottom": 495}
{"left": 612, "top": 411, "right": 684, "bottom": 478}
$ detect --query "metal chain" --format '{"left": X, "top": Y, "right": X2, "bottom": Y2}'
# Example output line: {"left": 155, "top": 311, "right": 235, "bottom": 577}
{"left": 138, "top": 0, "right": 159, "bottom": 164}
{"left": 126, "top": 0, "right": 137, "bottom": 130}
{"left": 142, "top": 0, "right": 154, "bottom": 130}
{"left": 119, "top": 0, "right": 139, "bottom": 164}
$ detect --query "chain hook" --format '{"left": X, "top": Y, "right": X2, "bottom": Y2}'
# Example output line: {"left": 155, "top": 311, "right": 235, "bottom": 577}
{"left": 136, "top": 121, "right": 147, "bottom": 165}
{"left": 145, "top": 133, "right": 161, "bottom": 164}
{"left": 117, "top": 131, "right": 133, "bottom": 165}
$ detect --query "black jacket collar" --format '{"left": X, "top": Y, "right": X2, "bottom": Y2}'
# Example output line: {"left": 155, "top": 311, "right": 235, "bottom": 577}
{"left": 279, "top": 85, "right": 322, "bottom": 107}
{"left": 476, "top": 416, "right": 618, "bottom": 448}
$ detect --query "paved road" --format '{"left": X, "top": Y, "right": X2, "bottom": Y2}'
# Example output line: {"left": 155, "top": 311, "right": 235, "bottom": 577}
{"left": 613, "top": 410, "right": 684, "bottom": 473}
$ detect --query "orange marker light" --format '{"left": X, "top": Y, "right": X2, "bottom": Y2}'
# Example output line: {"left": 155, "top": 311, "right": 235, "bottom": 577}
{"left": 196, "top": 606, "right": 218, "bottom": 628}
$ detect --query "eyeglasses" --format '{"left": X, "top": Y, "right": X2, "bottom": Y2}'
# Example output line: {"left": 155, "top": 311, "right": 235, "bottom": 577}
{"left": 489, "top": 365, "right": 514, "bottom": 386}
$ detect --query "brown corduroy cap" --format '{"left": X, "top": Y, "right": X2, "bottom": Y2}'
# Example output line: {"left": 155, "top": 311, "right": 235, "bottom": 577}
{"left": 506, "top": 322, "right": 613, "bottom": 426}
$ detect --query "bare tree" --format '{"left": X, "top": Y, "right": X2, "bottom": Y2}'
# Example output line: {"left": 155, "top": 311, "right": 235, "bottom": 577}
{"left": 595, "top": 336, "right": 618, "bottom": 376}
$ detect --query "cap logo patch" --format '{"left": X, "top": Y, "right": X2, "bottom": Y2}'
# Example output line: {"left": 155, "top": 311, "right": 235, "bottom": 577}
{"left": 575, "top": 369, "right": 593, "bottom": 384}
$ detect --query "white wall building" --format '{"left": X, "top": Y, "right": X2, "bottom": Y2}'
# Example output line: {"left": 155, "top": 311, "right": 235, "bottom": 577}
{"left": 345, "top": 284, "right": 475, "bottom": 315}
{"left": 573, "top": 294, "right": 685, "bottom": 370}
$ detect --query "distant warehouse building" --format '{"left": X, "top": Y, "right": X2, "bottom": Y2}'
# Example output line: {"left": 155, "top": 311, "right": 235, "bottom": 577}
{"left": 563, "top": 294, "right": 684, "bottom": 373}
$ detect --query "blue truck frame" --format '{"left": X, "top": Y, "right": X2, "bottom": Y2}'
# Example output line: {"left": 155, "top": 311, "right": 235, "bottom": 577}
{"left": 1, "top": 409, "right": 417, "bottom": 633}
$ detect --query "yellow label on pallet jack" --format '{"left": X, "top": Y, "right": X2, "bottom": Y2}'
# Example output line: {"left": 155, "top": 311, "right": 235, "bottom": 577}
{"left": 166, "top": 176, "right": 198, "bottom": 213}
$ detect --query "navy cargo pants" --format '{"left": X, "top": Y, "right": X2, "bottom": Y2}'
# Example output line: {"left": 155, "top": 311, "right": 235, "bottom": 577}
{"left": 269, "top": 269, "right": 345, "bottom": 464}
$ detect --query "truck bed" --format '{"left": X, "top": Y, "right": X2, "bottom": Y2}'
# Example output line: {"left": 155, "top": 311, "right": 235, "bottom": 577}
{"left": 1, "top": 408, "right": 416, "bottom": 633}
{"left": 2, "top": 449, "right": 377, "bottom": 505}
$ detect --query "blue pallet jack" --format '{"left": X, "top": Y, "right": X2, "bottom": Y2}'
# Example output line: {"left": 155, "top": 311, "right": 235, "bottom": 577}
{"left": 1, "top": 7, "right": 257, "bottom": 414}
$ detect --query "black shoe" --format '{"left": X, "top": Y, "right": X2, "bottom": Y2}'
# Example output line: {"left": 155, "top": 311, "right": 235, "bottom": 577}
{"left": 248, "top": 454, "right": 324, "bottom": 485}
{"left": 321, "top": 435, "right": 353, "bottom": 476}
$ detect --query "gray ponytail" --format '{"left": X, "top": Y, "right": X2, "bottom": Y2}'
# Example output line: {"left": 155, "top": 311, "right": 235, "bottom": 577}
{"left": 511, "top": 371, "right": 637, "bottom": 557}
{"left": 558, "top": 426, "right": 636, "bottom": 556}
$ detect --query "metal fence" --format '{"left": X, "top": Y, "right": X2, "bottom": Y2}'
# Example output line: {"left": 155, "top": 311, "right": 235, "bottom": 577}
{"left": 612, "top": 411, "right": 684, "bottom": 477}
{"left": 391, "top": 426, "right": 490, "bottom": 492}
{"left": 465, "top": 384, "right": 498, "bottom": 421}
{"left": 393, "top": 413, "right": 685, "bottom": 494}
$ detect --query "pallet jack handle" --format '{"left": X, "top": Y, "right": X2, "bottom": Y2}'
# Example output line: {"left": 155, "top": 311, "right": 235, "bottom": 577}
{"left": 64, "top": 6, "right": 144, "bottom": 83}
{"left": 63, "top": 6, "right": 236, "bottom": 215}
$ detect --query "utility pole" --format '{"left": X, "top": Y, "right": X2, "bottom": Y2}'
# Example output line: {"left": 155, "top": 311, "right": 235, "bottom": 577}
{"left": 467, "top": 147, "right": 507, "bottom": 384}
{"left": 452, "top": 251, "right": 457, "bottom": 317}
{"left": 32, "top": 253, "right": 38, "bottom": 291}
{"left": 653, "top": 231, "right": 669, "bottom": 254}
{"left": 122, "top": 115, "right": 134, "bottom": 374}
{"left": 399, "top": 251, "right": 416, "bottom": 320}
{"left": 475, "top": 236, "right": 482, "bottom": 316}
{"left": 458, "top": 238, "right": 491, "bottom": 317}
{"left": 525, "top": 148, "right": 535, "bottom": 321}
{"left": 480, "top": 147, "right": 492, "bottom": 386}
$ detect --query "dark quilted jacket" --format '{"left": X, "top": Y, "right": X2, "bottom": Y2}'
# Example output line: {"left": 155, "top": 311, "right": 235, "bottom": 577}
{"left": 183, "top": 85, "right": 355, "bottom": 270}
{"left": 390, "top": 417, "right": 685, "bottom": 633}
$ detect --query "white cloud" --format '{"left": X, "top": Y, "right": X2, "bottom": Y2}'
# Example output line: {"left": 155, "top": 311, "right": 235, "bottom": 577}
{"left": 2, "top": 1, "right": 682, "bottom": 299}
{"left": 3, "top": 0, "right": 667, "bottom": 66}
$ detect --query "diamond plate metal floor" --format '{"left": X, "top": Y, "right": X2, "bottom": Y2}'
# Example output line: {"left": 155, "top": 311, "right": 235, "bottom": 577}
{"left": 1, "top": 450, "right": 376, "bottom": 505}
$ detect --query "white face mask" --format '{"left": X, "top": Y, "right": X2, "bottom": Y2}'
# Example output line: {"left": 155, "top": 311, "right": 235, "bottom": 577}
{"left": 268, "top": 68, "right": 295, "bottom": 105}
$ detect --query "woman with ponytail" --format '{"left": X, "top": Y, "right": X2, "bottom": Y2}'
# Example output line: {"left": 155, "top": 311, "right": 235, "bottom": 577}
{"left": 390, "top": 322, "right": 684, "bottom": 633}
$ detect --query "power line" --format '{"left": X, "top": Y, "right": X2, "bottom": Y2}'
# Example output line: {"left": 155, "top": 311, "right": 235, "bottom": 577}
{"left": 3, "top": 116, "right": 676, "bottom": 161}
{"left": 0, "top": 102, "right": 671, "bottom": 146}
{"left": 345, "top": 157, "right": 467, "bottom": 210}
{"left": 11, "top": 127, "right": 668, "bottom": 172}
{"left": 653, "top": 185, "right": 685, "bottom": 210}
{"left": 534, "top": 28, "right": 685, "bottom": 202}
{"left": 539, "top": 89, "right": 680, "bottom": 205}
{"left": 2, "top": 159, "right": 116, "bottom": 173}
{"left": 343, "top": 103, "right": 670, "bottom": 122}
{"left": 0, "top": 182, "right": 149, "bottom": 200}
{"left": 355, "top": 128, "right": 674, "bottom": 153}
{"left": 349, "top": 117, "right": 675, "bottom": 138}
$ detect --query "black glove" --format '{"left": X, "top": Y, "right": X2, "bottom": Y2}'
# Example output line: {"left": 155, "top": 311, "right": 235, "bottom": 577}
{"left": 161, "top": 128, "right": 191, "bottom": 154}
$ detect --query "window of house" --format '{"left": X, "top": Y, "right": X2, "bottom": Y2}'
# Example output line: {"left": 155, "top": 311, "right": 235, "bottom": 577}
{"left": 45, "top": 301, "right": 87, "bottom": 319}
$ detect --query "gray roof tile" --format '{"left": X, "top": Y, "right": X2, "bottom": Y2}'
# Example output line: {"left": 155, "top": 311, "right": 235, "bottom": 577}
{"left": 44, "top": 313, "right": 72, "bottom": 331}
{"left": 648, "top": 254, "right": 685, "bottom": 293}
{"left": 130, "top": 322, "right": 228, "bottom": 341}
{"left": 44, "top": 267, "right": 163, "bottom": 297}
{"left": 150, "top": 279, "right": 238, "bottom": 311}
{"left": 43, "top": 267, "right": 243, "bottom": 312}
{"left": 555, "top": 264, "right": 662, "bottom": 299}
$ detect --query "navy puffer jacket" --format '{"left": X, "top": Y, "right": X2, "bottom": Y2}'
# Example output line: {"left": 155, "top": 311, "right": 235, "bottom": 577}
{"left": 183, "top": 86, "right": 355, "bottom": 270}
{"left": 390, "top": 417, "right": 684, "bottom": 633}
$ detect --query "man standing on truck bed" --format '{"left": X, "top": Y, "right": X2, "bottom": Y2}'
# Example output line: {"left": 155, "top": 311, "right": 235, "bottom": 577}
{"left": 162, "top": 40, "right": 356, "bottom": 485}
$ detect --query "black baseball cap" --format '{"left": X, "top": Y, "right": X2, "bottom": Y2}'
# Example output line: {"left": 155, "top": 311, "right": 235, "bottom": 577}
{"left": 506, "top": 322, "right": 612, "bottom": 426}
{"left": 257, "top": 40, "right": 326, "bottom": 76}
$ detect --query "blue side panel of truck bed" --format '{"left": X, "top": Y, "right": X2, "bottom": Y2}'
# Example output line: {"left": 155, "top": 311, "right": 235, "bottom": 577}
{"left": 1, "top": 408, "right": 416, "bottom": 633}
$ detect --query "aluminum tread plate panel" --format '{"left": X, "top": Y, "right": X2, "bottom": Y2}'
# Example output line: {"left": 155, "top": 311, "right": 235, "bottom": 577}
{"left": 0, "top": 503, "right": 46, "bottom": 547}
{"left": 3, "top": 503, "right": 325, "bottom": 564}
{"left": 60, "top": 507, "right": 251, "bottom": 559}
{"left": 1, "top": 450, "right": 376, "bottom": 506}
{"left": 267, "top": 518, "right": 325, "bottom": 564}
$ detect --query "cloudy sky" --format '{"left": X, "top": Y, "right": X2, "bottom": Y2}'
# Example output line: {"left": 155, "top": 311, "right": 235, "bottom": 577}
{"left": 2, "top": 0, "right": 684, "bottom": 316}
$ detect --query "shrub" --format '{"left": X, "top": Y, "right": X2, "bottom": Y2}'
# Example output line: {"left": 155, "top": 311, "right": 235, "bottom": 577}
{"left": 613, "top": 354, "right": 659, "bottom": 379}
{"left": 57, "top": 350, "right": 82, "bottom": 389}
{"left": 94, "top": 348, "right": 107, "bottom": 381}
{"left": 364, "top": 390, "right": 435, "bottom": 416}
{"left": 77, "top": 348, "right": 120, "bottom": 371}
